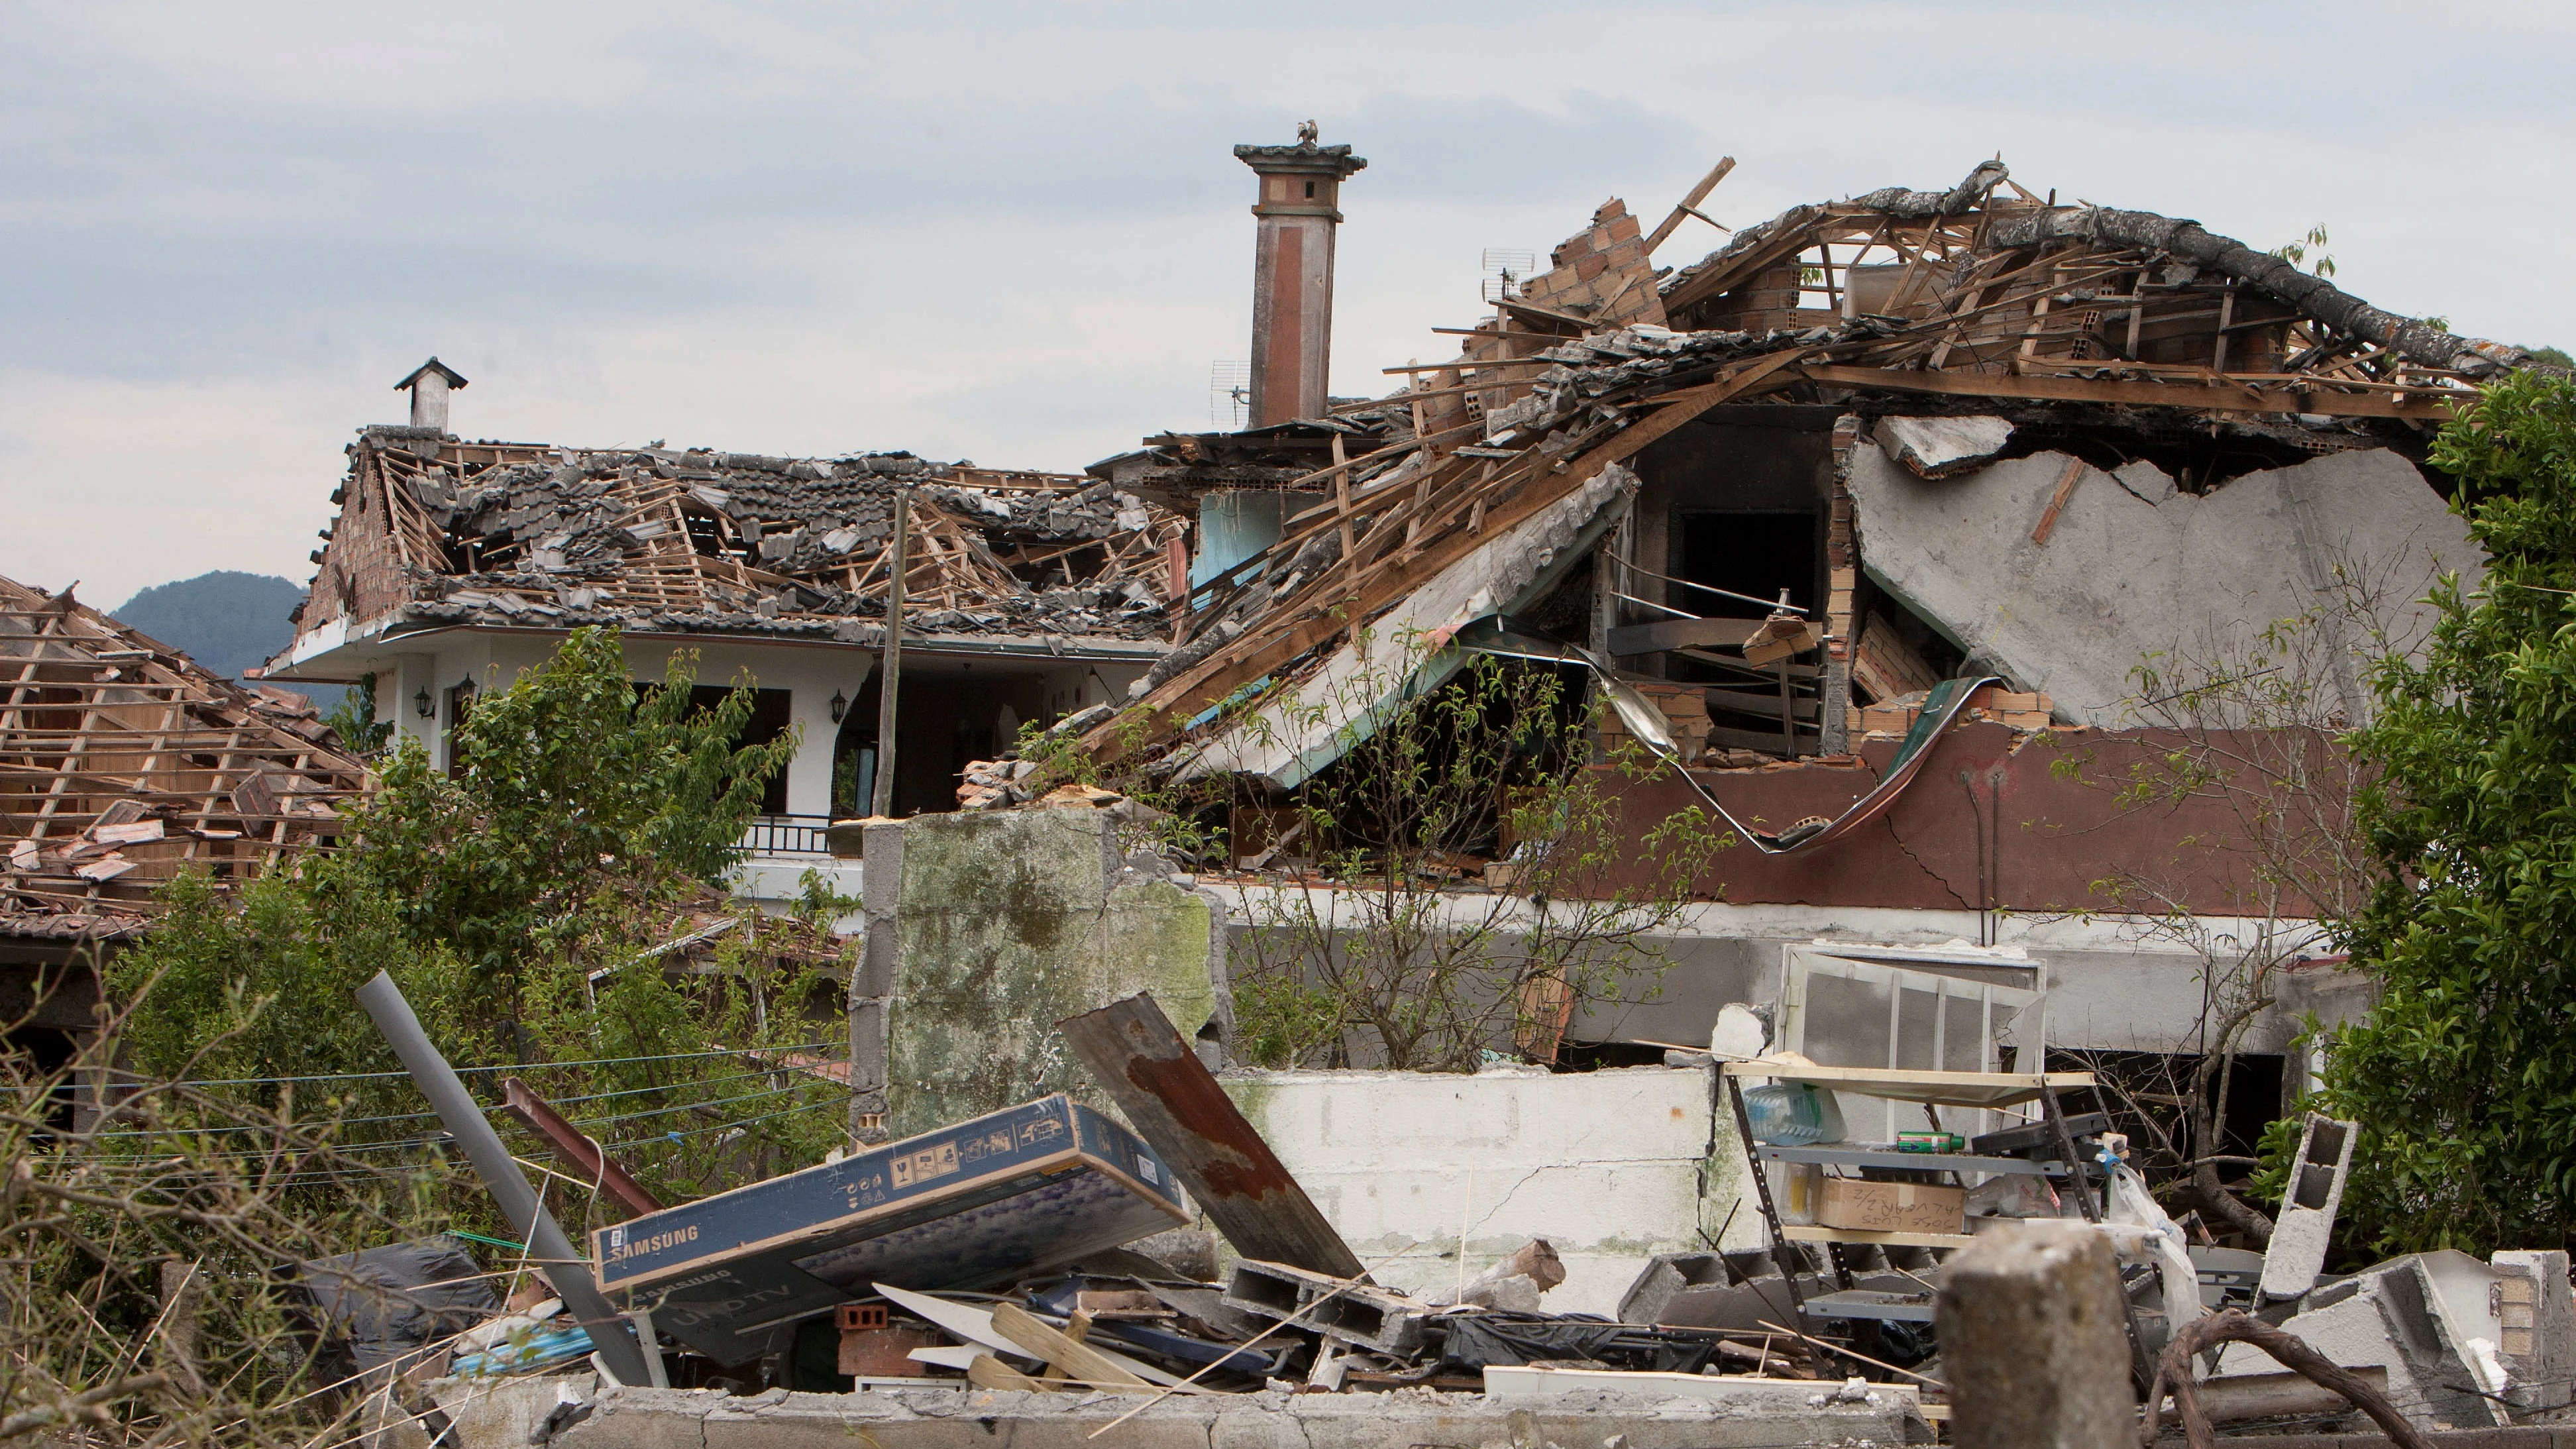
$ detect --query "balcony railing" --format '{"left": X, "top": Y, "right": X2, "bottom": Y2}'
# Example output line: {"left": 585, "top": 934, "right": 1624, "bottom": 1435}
{"left": 739, "top": 814, "right": 836, "bottom": 857}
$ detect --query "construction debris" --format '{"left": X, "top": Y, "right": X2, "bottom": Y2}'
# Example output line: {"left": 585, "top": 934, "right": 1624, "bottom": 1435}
{"left": 0, "top": 574, "right": 370, "bottom": 941}
{"left": 1080, "top": 154, "right": 2518, "bottom": 795}
{"left": 296, "top": 435, "right": 1185, "bottom": 650}
{"left": 592, "top": 1094, "right": 1184, "bottom": 1365}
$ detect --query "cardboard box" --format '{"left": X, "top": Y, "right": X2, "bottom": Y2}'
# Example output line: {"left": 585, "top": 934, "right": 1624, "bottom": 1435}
{"left": 1815, "top": 1177, "right": 1966, "bottom": 1235}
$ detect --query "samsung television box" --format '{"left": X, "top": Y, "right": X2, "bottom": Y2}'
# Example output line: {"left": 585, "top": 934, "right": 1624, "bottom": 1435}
{"left": 593, "top": 1094, "right": 1183, "bottom": 1363}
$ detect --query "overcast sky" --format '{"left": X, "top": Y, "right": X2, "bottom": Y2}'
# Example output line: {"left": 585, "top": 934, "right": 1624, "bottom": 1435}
{"left": 5, "top": 2, "right": 2569, "bottom": 610}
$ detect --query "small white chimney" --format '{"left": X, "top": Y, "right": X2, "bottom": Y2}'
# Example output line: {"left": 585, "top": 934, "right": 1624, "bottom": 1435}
{"left": 394, "top": 357, "right": 469, "bottom": 432}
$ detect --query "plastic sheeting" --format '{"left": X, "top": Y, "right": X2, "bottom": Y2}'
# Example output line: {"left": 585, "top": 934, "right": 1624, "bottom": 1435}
{"left": 298, "top": 1234, "right": 501, "bottom": 1374}
{"left": 1434, "top": 1315, "right": 1721, "bottom": 1375}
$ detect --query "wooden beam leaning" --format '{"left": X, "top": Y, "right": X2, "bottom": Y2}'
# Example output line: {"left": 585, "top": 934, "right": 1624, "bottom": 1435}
{"left": 1085, "top": 348, "right": 1813, "bottom": 764}
{"left": 1799, "top": 363, "right": 2461, "bottom": 421}
{"left": 1643, "top": 156, "right": 1738, "bottom": 255}
{"left": 1057, "top": 993, "right": 1366, "bottom": 1280}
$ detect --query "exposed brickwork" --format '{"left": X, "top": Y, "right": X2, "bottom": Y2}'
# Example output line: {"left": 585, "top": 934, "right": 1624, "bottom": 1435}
{"left": 1515, "top": 199, "right": 1668, "bottom": 329}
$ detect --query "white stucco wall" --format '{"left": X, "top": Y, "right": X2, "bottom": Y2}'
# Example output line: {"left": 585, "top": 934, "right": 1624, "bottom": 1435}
{"left": 1220, "top": 1065, "right": 1756, "bottom": 1318}
{"left": 370, "top": 633, "right": 874, "bottom": 818}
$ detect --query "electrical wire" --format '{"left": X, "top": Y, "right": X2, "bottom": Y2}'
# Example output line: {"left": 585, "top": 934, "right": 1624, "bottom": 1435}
{"left": 150, "top": 1040, "right": 839, "bottom": 1089}
{"left": 82, "top": 1061, "right": 839, "bottom": 1140}
{"left": 600, "top": 1093, "right": 846, "bottom": 1150}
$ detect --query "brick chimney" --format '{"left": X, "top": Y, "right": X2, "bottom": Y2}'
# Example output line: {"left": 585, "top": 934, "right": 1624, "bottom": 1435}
{"left": 394, "top": 357, "right": 468, "bottom": 432}
{"left": 1234, "top": 125, "right": 1365, "bottom": 429}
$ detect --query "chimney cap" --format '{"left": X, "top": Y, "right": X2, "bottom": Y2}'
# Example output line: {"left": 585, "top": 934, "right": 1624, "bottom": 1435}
{"left": 394, "top": 356, "right": 469, "bottom": 392}
{"left": 1234, "top": 128, "right": 1366, "bottom": 179}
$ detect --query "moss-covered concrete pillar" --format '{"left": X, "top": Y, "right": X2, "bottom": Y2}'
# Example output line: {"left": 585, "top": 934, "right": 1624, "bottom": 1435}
{"left": 884, "top": 808, "right": 1226, "bottom": 1137}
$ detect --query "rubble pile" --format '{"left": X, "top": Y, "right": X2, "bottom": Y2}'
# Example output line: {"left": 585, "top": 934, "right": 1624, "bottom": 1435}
{"left": 305, "top": 437, "right": 1185, "bottom": 646}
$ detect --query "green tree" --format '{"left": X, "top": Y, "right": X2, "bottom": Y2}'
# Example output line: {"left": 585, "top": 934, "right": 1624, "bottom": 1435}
{"left": 1224, "top": 633, "right": 1727, "bottom": 1071}
{"left": 321, "top": 671, "right": 393, "bottom": 755}
{"left": 109, "top": 626, "right": 847, "bottom": 1210}
{"left": 2324, "top": 369, "right": 2576, "bottom": 1254}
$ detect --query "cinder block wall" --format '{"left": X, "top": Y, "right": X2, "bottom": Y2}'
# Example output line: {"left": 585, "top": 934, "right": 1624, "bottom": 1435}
{"left": 1222, "top": 1065, "right": 1756, "bottom": 1316}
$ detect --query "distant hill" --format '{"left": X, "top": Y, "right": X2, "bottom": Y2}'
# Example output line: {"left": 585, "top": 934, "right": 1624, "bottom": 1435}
{"left": 110, "top": 572, "right": 338, "bottom": 705}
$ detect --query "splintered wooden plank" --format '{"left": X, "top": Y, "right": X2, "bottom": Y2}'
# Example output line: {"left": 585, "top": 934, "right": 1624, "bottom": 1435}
{"left": 1057, "top": 993, "right": 1366, "bottom": 1281}
{"left": 987, "top": 1303, "right": 1152, "bottom": 1389}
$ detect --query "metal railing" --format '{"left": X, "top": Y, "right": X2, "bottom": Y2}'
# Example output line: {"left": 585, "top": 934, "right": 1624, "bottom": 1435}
{"left": 738, "top": 814, "right": 835, "bottom": 857}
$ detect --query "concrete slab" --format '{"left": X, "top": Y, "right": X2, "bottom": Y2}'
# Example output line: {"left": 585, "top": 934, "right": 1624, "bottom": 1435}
{"left": 544, "top": 1383, "right": 1923, "bottom": 1449}
{"left": 1220, "top": 1064, "right": 1745, "bottom": 1316}
{"left": 1878, "top": 415, "right": 2013, "bottom": 478}
{"left": 1847, "top": 443, "right": 2481, "bottom": 727}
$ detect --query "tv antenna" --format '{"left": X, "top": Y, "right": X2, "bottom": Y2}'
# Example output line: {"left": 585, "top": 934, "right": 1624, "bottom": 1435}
{"left": 1480, "top": 248, "right": 1536, "bottom": 303}
{"left": 1209, "top": 360, "right": 1251, "bottom": 429}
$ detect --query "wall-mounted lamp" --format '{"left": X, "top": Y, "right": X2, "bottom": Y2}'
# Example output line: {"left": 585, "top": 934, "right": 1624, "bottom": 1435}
{"left": 414, "top": 686, "right": 434, "bottom": 720}
{"left": 828, "top": 688, "right": 847, "bottom": 724}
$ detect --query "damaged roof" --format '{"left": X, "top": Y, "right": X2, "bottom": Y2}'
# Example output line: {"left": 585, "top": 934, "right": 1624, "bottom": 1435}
{"left": 0, "top": 574, "right": 370, "bottom": 941}
{"left": 287, "top": 433, "right": 1187, "bottom": 665}
{"left": 1084, "top": 158, "right": 2530, "bottom": 774}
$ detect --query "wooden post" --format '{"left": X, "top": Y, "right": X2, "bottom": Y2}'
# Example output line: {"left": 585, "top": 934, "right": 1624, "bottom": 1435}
{"left": 870, "top": 488, "right": 908, "bottom": 820}
{"left": 1777, "top": 657, "right": 1795, "bottom": 757}
{"left": 1935, "top": 1222, "right": 2132, "bottom": 1449}
{"left": 158, "top": 1260, "right": 205, "bottom": 1395}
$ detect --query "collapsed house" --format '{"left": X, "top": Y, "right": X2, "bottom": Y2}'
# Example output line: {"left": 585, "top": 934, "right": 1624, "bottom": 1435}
{"left": 1034, "top": 148, "right": 2498, "bottom": 1091}
{"left": 0, "top": 573, "right": 371, "bottom": 1089}
{"left": 262, "top": 362, "right": 1188, "bottom": 896}
{"left": 872, "top": 141, "right": 2518, "bottom": 1336}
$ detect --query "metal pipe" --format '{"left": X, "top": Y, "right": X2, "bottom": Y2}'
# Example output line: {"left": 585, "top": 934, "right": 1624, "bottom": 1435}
{"left": 354, "top": 972, "right": 655, "bottom": 1388}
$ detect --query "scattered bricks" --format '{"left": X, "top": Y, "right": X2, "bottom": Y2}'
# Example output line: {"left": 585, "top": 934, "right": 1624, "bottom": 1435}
{"left": 837, "top": 1323, "right": 945, "bottom": 1377}
{"left": 1222, "top": 1258, "right": 1433, "bottom": 1356}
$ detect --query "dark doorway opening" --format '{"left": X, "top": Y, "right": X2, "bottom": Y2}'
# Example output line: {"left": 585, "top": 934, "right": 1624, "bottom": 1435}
{"left": 4, "top": 1024, "right": 79, "bottom": 1133}
{"left": 682, "top": 686, "right": 794, "bottom": 815}
{"left": 1676, "top": 510, "right": 1821, "bottom": 618}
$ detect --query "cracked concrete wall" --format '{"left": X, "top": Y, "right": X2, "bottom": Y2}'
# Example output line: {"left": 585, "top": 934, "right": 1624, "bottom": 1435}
{"left": 1221, "top": 1064, "right": 1748, "bottom": 1317}
{"left": 886, "top": 808, "right": 1224, "bottom": 1138}
{"left": 1847, "top": 442, "right": 2482, "bottom": 727}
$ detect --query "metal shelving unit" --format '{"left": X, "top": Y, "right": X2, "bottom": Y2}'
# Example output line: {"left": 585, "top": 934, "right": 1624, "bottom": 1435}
{"left": 1721, "top": 1062, "right": 2106, "bottom": 1348}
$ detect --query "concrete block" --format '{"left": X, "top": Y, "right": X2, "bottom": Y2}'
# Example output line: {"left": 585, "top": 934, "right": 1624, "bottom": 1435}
{"left": 1936, "top": 1220, "right": 2132, "bottom": 1449}
{"left": 1877, "top": 415, "right": 2013, "bottom": 478}
{"left": 1223, "top": 1257, "right": 1432, "bottom": 1354}
{"left": 2260, "top": 1114, "right": 2356, "bottom": 1301}
{"left": 2217, "top": 1251, "right": 2514, "bottom": 1431}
